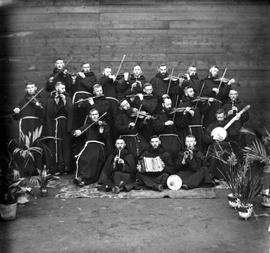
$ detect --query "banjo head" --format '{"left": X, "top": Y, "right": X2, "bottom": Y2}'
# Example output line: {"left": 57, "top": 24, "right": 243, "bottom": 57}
{"left": 167, "top": 175, "right": 182, "bottom": 191}
{"left": 211, "top": 127, "right": 227, "bottom": 141}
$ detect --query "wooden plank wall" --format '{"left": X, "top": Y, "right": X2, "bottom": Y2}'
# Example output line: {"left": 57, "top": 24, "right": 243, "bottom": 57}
{"left": 2, "top": 0, "right": 270, "bottom": 133}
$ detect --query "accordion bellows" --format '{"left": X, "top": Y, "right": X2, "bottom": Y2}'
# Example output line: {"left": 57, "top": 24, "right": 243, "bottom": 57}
{"left": 139, "top": 156, "right": 164, "bottom": 172}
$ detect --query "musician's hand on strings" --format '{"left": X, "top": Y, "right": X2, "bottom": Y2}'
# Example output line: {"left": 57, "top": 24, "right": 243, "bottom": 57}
{"left": 136, "top": 163, "right": 142, "bottom": 172}
{"left": 165, "top": 120, "right": 174, "bottom": 126}
{"left": 128, "top": 122, "right": 135, "bottom": 128}
{"left": 63, "top": 69, "right": 68, "bottom": 75}
{"left": 137, "top": 93, "right": 144, "bottom": 101}
{"left": 124, "top": 72, "right": 129, "bottom": 81}
{"left": 186, "top": 107, "right": 195, "bottom": 117}
{"left": 228, "top": 109, "right": 234, "bottom": 116}
{"left": 13, "top": 107, "right": 21, "bottom": 114}
{"left": 88, "top": 97, "right": 94, "bottom": 105}
{"left": 77, "top": 72, "right": 85, "bottom": 78}
{"left": 73, "top": 130, "right": 82, "bottom": 137}
{"left": 232, "top": 106, "right": 238, "bottom": 112}
{"left": 99, "top": 126, "right": 104, "bottom": 134}
{"left": 49, "top": 76, "right": 54, "bottom": 83}
{"left": 208, "top": 97, "right": 214, "bottom": 103}
{"left": 228, "top": 78, "right": 235, "bottom": 85}
{"left": 212, "top": 88, "right": 219, "bottom": 94}
{"left": 109, "top": 74, "right": 116, "bottom": 82}
{"left": 35, "top": 101, "right": 42, "bottom": 108}
{"left": 131, "top": 82, "right": 136, "bottom": 89}
{"left": 235, "top": 114, "right": 241, "bottom": 121}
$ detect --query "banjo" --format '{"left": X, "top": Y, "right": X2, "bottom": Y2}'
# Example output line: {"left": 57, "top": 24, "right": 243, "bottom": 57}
{"left": 211, "top": 105, "right": 250, "bottom": 142}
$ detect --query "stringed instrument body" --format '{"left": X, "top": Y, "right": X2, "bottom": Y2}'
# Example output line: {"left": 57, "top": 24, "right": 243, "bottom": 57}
{"left": 211, "top": 105, "right": 250, "bottom": 142}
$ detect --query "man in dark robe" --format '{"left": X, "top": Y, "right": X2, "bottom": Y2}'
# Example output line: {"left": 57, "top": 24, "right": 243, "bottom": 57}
{"left": 180, "top": 66, "right": 202, "bottom": 96}
{"left": 98, "top": 67, "right": 117, "bottom": 98}
{"left": 176, "top": 135, "right": 213, "bottom": 189}
{"left": 45, "top": 59, "right": 74, "bottom": 95}
{"left": 150, "top": 64, "right": 180, "bottom": 104}
{"left": 115, "top": 99, "right": 149, "bottom": 158}
{"left": 13, "top": 82, "right": 45, "bottom": 140}
{"left": 74, "top": 63, "right": 97, "bottom": 94}
{"left": 43, "top": 81, "right": 73, "bottom": 174}
{"left": 116, "top": 65, "right": 147, "bottom": 100}
{"left": 204, "top": 109, "right": 236, "bottom": 179}
{"left": 73, "top": 108, "right": 112, "bottom": 186}
{"left": 181, "top": 86, "right": 209, "bottom": 152}
{"left": 222, "top": 89, "right": 250, "bottom": 154}
{"left": 152, "top": 97, "right": 181, "bottom": 162}
{"left": 136, "top": 136, "right": 176, "bottom": 191}
{"left": 12, "top": 82, "right": 45, "bottom": 175}
{"left": 99, "top": 138, "right": 136, "bottom": 193}
{"left": 131, "top": 83, "right": 159, "bottom": 141}
{"left": 78, "top": 84, "right": 119, "bottom": 143}
{"left": 201, "top": 65, "right": 235, "bottom": 127}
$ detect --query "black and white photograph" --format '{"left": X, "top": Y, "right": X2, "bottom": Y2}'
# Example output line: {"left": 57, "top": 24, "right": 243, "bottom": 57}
{"left": 0, "top": 0, "right": 269, "bottom": 252}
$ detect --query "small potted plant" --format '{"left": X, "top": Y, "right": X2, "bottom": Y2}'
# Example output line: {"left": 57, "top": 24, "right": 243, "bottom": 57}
{"left": 236, "top": 173, "right": 262, "bottom": 220}
{"left": 29, "top": 166, "right": 59, "bottom": 197}
{"left": 210, "top": 148, "right": 241, "bottom": 208}
{"left": 0, "top": 153, "right": 26, "bottom": 220}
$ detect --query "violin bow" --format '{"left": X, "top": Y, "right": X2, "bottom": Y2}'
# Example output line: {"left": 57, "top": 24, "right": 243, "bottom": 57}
{"left": 114, "top": 54, "right": 126, "bottom": 80}
{"left": 133, "top": 104, "right": 143, "bottom": 127}
{"left": 194, "top": 81, "right": 205, "bottom": 109}
{"left": 166, "top": 67, "right": 174, "bottom": 95}
{"left": 172, "top": 95, "right": 179, "bottom": 123}
{"left": 80, "top": 112, "right": 107, "bottom": 134}
{"left": 20, "top": 88, "right": 45, "bottom": 111}
{"left": 217, "top": 67, "right": 227, "bottom": 90}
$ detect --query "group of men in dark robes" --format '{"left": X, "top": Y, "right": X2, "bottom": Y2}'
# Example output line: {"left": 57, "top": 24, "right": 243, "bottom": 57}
{"left": 12, "top": 59, "right": 252, "bottom": 191}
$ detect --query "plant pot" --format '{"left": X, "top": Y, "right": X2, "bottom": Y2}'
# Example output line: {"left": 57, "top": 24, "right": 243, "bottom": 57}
{"left": 17, "top": 193, "right": 30, "bottom": 205}
{"left": 237, "top": 203, "right": 253, "bottom": 220}
{"left": 262, "top": 189, "right": 270, "bottom": 207}
{"left": 40, "top": 187, "right": 48, "bottom": 197}
{"left": 227, "top": 193, "right": 240, "bottom": 209}
{"left": 0, "top": 203, "right": 17, "bottom": 221}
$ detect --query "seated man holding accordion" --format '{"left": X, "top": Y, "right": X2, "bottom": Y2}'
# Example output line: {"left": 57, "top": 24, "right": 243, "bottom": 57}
{"left": 136, "top": 135, "right": 176, "bottom": 191}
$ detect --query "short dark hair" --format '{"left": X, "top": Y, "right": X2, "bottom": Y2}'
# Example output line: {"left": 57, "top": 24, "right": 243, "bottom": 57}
{"left": 216, "top": 108, "right": 225, "bottom": 115}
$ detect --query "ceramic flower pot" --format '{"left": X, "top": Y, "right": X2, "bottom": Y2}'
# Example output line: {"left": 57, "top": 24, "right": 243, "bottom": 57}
{"left": 40, "top": 187, "right": 48, "bottom": 197}
{"left": 17, "top": 193, "right": 30, "bottom": 205}
{"left": 237, "top": 203, "right": 253, "bottom": 220}
{"left": 0, "top": 203, "right": 17, "bottom": 221}
{"left": 227, "top": 193, "right": 240, "bottom": 209}
{"left": 262, "top": 189, "right": 270, "bottom": 207}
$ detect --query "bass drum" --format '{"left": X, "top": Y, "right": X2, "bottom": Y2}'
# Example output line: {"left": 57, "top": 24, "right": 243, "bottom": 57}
{"left": 211, "top": 127, "right": 227, "bottom": 142}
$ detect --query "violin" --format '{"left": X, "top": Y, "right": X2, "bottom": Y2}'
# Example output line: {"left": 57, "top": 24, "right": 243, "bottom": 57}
{"left": 169, "top": 107, "right": 196, "bottom": 114}
{"left": 130, "top": 110, "right": 153, "bottom": 119}
{"left": 192, "top": 97, "right": 222, "bottom": 104}
{"left": 163, "top": 76, "right": 179, "bottom": 81}
{"left": 213, "top": 77, "right": 231, "bottom": 83}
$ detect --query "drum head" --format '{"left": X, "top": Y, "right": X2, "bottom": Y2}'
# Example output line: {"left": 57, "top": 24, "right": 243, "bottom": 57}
{"left": 167, "top": 175, "right": 182, "bottom": 191}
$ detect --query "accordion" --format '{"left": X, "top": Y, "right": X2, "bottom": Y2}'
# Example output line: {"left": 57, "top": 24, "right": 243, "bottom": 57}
{"left": 138, "top": 156, "right": 164, "bottom": 173}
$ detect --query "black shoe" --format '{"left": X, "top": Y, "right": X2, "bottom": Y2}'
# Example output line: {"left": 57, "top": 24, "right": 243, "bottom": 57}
{"left": 73, "top": 177, "right": 85, "bottom": 187}
{"left": 97, "top": 184, "right": 111, "bottom": 192}
{"left": 181, "top": 184, "right": 189, "bottom": 190}
{"left": 153, "top": 184, "right": 163, "bottom": 192}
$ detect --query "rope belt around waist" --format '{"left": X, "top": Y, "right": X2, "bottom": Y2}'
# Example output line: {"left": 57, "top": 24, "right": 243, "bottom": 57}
{"left": 188, "top": 125, "right": 203, "bottom": 128}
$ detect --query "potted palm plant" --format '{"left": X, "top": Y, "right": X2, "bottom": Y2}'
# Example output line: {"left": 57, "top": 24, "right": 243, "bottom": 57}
{"left": 29, "top": 165, "right": 59, "bottom": 197}
{"left": 0, "top": 153, "right": 27, "bottom": 220}
{"left": 210, "top": 147, "right": 241, "bottom": 208}
{"left": 243, "top": 130, "right": 270, "bottom": 207}
{"left": 236, "top": 172, "right": 262, "bottom": 220}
